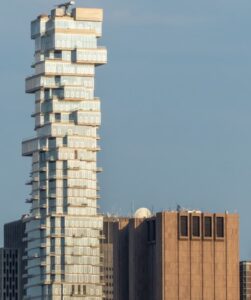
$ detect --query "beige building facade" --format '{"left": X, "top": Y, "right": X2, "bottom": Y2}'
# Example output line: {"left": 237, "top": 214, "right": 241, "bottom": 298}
{"left": 111, "top": 210, "right": 240, "bottom": 300}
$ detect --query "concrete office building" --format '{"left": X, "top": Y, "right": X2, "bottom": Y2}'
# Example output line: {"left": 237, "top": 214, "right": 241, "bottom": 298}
{"left": 112, "top": 209, "right": 240, "bottom": 300}
{"left": 22, "top": 3, "right": 107, "bottom": 299}
{"left": 0, "top": 248, "right": 21, "bottom": 300}
{"left": 4, "top": 218, "right": 27, "bottom": 299}
{"left": 240, "top": 261, "right": 251, "bottom": 300}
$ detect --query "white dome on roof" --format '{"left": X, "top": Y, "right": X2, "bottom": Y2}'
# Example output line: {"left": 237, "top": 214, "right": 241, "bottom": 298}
{"left": 134, "top": 207, "right": 152, "bottom": 219}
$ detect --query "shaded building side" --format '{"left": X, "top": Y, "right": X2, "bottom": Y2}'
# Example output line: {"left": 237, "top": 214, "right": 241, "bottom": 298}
{"left": 4, "top": 218, "right": 27, "bottom": 299}
{"left": 111, "top": 210, "right": 240, "bottom": 300}
{"left": 0, "top": 248, "right": 20, "bottom": 300}
{"left": 240, "top": 261, "right": 251, "bottom": 300}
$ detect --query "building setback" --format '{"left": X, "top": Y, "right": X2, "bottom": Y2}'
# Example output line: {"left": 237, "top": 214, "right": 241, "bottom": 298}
{"left": 22, "top": 3, "right": 107, "bottom": 299}
{"left": 111, "top": 210, "right": 240, "bottom": 300}
{"left": 240, "top": 261, "right": 251, "bottom": 300}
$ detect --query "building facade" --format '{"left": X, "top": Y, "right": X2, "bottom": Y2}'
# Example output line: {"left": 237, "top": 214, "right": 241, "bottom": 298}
{"left": 101, "top": 217, "right": 130, "bottom": 300}
{"left": 113, "top": 217, "right": 130, "bottom": 300}
{"left": 101, "top": 218, "right": 117, "bottom": 300}
{"left": 112, "top": 210, "right": 240, "bottom": 300}
{"left": 240, "top": 261, "right": 251, "bottom": 300}
{"left": 0, "top": 248, "right": 21, "bottom": 300}
{"left": 22, "top": 3, "right": 107, "bottom": 299}
{"left": 4, "top": 218, "right": 27, "bottom": 299}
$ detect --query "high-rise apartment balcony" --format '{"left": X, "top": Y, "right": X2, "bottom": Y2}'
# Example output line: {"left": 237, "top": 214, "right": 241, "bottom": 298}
{"left": 22, "top": 133, "right": 100, "bottom": 156}
{"left": 46, "top": 19, "right": 103, "bottom": 37}
{"left": 73, "top": 48, "right": 107, "bottom": 65}
{"left": 26, "top": 75, "right": 94, "bottom": 93}
{"left": 68, "top": 111, "right": 101, "bottom": 126}
{"left": 22, "top": 137, "right": 50, "bottom": 156}
{"left": 39, "top": 98, "right": 100, "bottom": 116}
{"left": 26, "top": 76, "right": 59, "bottom": 93}
{"left": 37, "top": 33, "right": 98, "bottom": 52}
{"left": 22, "top": 137, "right": 38, "bottom": 156}
{"left": 28, "top": 85, "right": 94, "bottom": 104}
{"left": 25, "top": 179, "right": 33, "bottom": 185}
{"left": 31, "top": 16, "right": 48, "bottom": 39}
{"left": 34, "top": 61, "right": 94, "bottom": 76}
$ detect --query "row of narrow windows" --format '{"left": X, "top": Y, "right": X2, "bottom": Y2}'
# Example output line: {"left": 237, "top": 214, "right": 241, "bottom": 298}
{"left": 2, "top": 293, "right": 18, "bottom": 300}
{"left": 71, "top": 284, "right": 86, "bottom": 295}
{"left": 180, "top": 215, "right": 225, "bottom": 239}
{"left": 147, "top": 215, "right": 225, "bottom": 242}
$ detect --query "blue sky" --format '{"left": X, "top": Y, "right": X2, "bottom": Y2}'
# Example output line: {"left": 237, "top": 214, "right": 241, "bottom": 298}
{"left": 1, "top": 0, "right": 251, "bottom": 259}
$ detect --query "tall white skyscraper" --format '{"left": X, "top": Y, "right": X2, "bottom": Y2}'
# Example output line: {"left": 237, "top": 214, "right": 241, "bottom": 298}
{"left": 22, "top": 3, "right": 107, "bottom": 299}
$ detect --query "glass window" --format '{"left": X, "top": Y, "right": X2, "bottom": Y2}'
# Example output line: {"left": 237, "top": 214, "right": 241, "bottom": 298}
{"left": 204, "top": 216, "right": 212, "bottom": 237}
{"left": 50, "top": 238, "right": 55, "bottom": 253}
{"left": 83, "top": 285, "right": 86, "bottom": 295}
{"left": 39, "top": 151, "right": 46, "bottom": 162}
{"left": 39, "top": 172, "right": 46, "bottom": 182}
{"left": 44, "top": 88, "right": 50, "bottom": 100}
{"left": 192, "top": 216, "right": 200, "bottom": 237}
{"left": 48, "top": 138, "right": 56, "bottom": 149}
{"left": 54, "top": 50, "right": 62, "bottom": 59}
{"left": 55, "top": 113, "right": 61, "bottom": 121}
{"left": 180, "top": 216, "right": 188, "bottom": 237}
{"left": 50, "top": 217, "right": 55, "bottom": 229}
{"left": 216, "top": 217, "right": 224, "bottom": 238}
{"left": 44, "top": 113, "right": 50, "bottom": 122}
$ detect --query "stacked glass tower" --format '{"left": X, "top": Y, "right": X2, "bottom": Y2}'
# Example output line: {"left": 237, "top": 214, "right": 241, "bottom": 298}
{"left": 22, "top": 4, "right": 107, "bottom": 299}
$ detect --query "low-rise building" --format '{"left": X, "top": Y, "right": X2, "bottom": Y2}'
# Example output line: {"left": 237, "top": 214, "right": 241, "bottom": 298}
{"left": 107, "top": 209, "right": 240, "bottom": 300}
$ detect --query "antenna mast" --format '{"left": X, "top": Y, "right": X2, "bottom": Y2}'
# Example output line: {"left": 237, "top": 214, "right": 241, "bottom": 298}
{"left": 56, "top": 1, "right": 75, "bottom": 14}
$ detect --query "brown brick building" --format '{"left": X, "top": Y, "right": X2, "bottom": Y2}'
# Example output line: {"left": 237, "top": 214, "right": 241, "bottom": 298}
{"left": 240, "top": 261, "right": 251, "bottom": 300}
{"left": 110, "top": 210, "right": 240, "bottom": 300}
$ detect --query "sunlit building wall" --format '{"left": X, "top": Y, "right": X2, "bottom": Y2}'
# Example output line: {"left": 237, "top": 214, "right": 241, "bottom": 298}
{"left": 22, "top": 4, "right": 107, "bottom": 299}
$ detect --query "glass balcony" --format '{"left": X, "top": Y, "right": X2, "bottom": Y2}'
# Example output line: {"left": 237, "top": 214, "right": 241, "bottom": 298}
{"left": 37, "top": 33, "right": 97, "bottom": 52}
{"left": 46, "top": 19, "right": 102, "bottom": 37}
{"left": 41, "top": 99, "right": 100, "bottom": 114}
{"left": 73, "top": 48, "right": 107, "bottom": 65}
{"left": 31, "top": 16, "right": 48, "bottom": 39}
{"left": 34, "top": 61, "right": 95, "bottom": 76}
{"left": 22, "top": 137, "right": 39, "bottom": 156}
{"left": 26, "top": 75, "right": 94, "bottom": 93}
